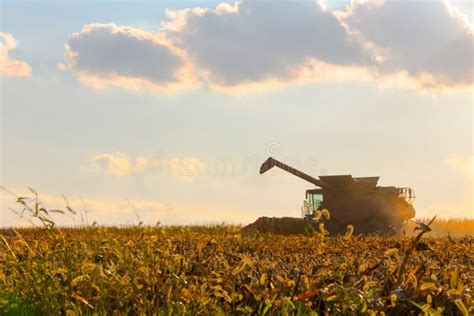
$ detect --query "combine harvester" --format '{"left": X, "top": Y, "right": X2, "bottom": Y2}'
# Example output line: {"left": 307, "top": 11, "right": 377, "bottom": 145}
{"left": 254, "top": 157, "right": 416, "bottom": 235}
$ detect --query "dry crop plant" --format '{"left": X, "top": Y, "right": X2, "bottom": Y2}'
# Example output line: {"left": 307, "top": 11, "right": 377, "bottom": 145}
{"left": 0, "top": 189, "right": 473, "bottom": 315}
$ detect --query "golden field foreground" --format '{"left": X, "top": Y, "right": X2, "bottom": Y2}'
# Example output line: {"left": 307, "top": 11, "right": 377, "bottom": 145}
{"left": 0, "top": 225, "right": 473, "bottom": 315}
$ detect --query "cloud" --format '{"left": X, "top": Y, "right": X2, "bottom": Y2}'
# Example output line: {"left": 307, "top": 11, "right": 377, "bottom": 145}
{"left": 143, "top": 156, "right": 207, "bottom": 179}
{"left": 338, "top": 0, "right": 473, "bottom": 90}
{"left": 0, "top": 188, "right": 171, "bottom": 227}
{"left": 0, "top": 188, "right": 255, "bottom": 227}
{"left": 87, "top": 153, "right": 206, "bottom": 179}
{"left": 63, "top": 0, "right": 473, "bottom": 93}
{"left": 91, "top": 153, "right": 132, "bottom": 177}
{"left": 163, "top": 1, "right": 367, "bottom": 89}
{"left": 60, "top": 23, "right": 197, "bottom": 92}
{"left": 0, "top": 32, "right": 32, "bottom": 77}
{"left": 87, "top": 153, "right": 304, "bottom": 179}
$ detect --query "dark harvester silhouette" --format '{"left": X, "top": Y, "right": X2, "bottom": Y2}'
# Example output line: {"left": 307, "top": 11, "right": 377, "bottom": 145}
{"left": 259, "top": 157, "right": 416, "bottom": 235}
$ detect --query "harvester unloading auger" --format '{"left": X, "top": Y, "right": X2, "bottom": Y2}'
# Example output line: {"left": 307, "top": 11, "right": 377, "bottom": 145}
{"left": 259, "top": 157, "right": 416, "bottom": 234}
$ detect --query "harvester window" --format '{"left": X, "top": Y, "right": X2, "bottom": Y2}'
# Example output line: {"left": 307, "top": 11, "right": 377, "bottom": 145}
{"left": 309, "top": 193, "right": 323, "bottom": 211}
{"left": 398, "top": 187, "right": 416, "bottom": 204}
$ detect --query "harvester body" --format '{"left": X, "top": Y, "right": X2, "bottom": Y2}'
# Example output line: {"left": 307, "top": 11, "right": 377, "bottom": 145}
{"left": 260, "top": 157, "right": 416, "bottom": 234}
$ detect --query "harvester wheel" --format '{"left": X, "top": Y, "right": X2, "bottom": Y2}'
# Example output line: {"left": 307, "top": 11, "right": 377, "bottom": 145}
{"left": 363, "top": 220, "right": 394, "bottom": 235}
{"left": 323, "top": 218, "right": 344, "bottom": 234}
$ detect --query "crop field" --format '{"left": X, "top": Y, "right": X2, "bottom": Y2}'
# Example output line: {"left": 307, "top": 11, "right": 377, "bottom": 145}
{"left": 0, "top": 224, "right": 473, "bottom": 315}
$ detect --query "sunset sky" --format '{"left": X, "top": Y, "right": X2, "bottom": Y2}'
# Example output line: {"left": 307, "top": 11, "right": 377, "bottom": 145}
{"left": 1, "top": 0, "right": 472, "bottom": 226}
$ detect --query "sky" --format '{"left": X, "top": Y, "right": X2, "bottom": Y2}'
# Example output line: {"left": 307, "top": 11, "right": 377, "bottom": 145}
{"left": 0, "top": 0, "right": 473, "bottom": 227}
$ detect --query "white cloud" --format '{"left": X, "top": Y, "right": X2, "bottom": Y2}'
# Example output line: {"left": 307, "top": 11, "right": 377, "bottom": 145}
{"left": 338, "top": 0, "right": 473, "bottom": 89}
{"left": 144, "top": 156, "right": 207, "bottom": 179}
{"left": 87, "top": 153, "right": 206, "bottom": 179}
{"left": 163, "top": 1, "right": 367, "bottom": 88}
{"left": 60, "top": 23, "right": 197, "bottom": 92}
{"left": 91, "top": 153, "right": 132, "bottom": 177}
{"left": 0, "top": 189, "right": 170, "bottom": 227}
{"left": 0, "top": 32, "right": 31, "bottom": 77}
{"left": 0, "top": 189, "right": 255, "bottom": 227}
{"left": 63, "top": 0, "right": 473, "bottom": 93}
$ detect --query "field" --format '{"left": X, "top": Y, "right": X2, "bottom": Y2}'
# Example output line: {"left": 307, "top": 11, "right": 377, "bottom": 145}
{"left": 405, "top": 218, "right": 474, "bottom": 238}
{"left": 1, "top": 224, "right": 473, "bottom": 315}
